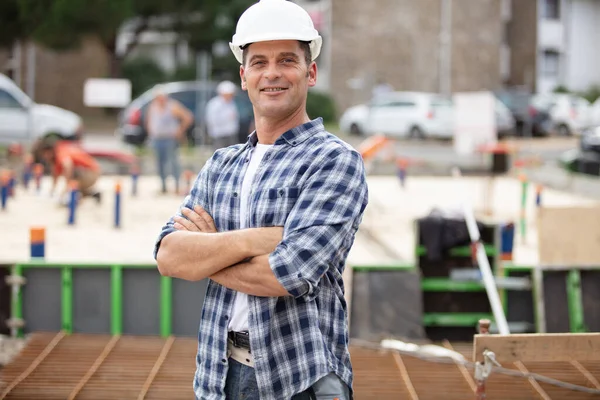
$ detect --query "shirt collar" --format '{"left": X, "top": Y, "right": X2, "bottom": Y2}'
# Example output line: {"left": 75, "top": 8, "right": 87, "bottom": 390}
{"left": 247, "top": 117, "right": 323, "bottom": 147}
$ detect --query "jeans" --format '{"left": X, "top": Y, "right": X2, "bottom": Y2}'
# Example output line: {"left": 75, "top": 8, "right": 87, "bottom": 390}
{"left": 224, "top": 359, "right": 260, "bottom": 400}
{"left": 151, "top": 137, "right": 181, "bottom": 193}
{"left": 223, "top": 358, "right": 351, "bottom": 400}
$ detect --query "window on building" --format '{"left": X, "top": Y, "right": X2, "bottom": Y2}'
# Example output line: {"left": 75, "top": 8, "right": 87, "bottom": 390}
{"left": 542, "top": 50, "right": 560, "bottom": 77}
{"left": 543, "top": 0, "right": 560, "bottom": 19}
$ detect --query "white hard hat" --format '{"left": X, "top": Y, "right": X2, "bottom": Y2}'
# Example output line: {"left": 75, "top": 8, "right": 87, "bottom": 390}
{"left": 229, "top": 0, "right": 322, "bottom": 64}
{"left": 217, "top": 80, "right": 237, "bottom": 94}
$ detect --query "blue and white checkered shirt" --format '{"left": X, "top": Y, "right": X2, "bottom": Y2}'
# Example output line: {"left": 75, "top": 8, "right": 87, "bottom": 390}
{"left": 154, "top": 118, "right": 369, "bottom": 399}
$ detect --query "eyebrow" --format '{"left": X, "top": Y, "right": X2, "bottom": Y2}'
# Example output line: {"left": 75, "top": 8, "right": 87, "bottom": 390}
{"left": 248, "top": 52, "right": 300, "bottom": 64}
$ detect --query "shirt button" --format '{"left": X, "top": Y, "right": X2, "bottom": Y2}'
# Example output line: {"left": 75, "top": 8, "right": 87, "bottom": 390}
{"left": 278, "top": 189, "right": 284, "bottom": 196}
{"left": 221, "top": 358, "right": 227, "bottom": 363}
{"left": 292, "top": 141, "right": 297, "bottom": 145}
{"left": 233, "top": 192, "right": 238, "bottom": 197}
{"left": 224, "top": 315, "right": 229, "bottom": 320}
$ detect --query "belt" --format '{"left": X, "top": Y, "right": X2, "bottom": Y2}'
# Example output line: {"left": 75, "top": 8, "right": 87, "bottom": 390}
{"left": 228, "top": 331, "right": 251, "bottom": 350}
{"left": 227, "top": 331, "right": 253, "bottom": 368}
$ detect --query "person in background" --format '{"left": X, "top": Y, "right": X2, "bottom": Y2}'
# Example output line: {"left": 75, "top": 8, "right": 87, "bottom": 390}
{"left": 36, "top": 139, "right": 102, "bottom": 205}
{"left": 145, "top": 86, "right": 194, "bottom": 194}
{"left": 205, "top": 80, "right": 240, "bottom": 151}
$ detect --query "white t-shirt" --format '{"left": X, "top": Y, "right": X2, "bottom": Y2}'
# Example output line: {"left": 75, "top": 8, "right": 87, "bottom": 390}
{"left": 228, "top": 143, "right": 272, "bottom": 332}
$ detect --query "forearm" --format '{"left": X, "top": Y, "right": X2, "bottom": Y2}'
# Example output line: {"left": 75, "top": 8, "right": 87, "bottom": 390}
{"left": 210, "top": 255, "right": 288, "bottom": 297}
{"left": 156, "top": 227, "right": 279, "bottom": 281}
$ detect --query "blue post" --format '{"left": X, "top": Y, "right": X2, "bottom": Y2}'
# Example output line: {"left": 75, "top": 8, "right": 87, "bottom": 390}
{"left": 0, "top": 182, "right": 7, "bottom": 210}
{"left": 115, "top": 182, "right": 122, "bottom": 228}
{"left": 132, "top": 172, "right": 138, "bottom": 197}
{"left": 8, "top": 173, "right": 16, "bottom": 197}
{"left": 535, "top": 184, "right": 543, "bottom": 207}
{"left": 22, "top": 166, "right": 31, "bottom": 189}
{"left": 68, "top": 181, "right": 78, "bottom": 225}
{"left": 30, "top": 227, "right": 46, "bottom": 258}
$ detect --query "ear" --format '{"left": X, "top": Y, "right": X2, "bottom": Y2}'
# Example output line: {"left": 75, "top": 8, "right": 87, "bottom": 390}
{"left": 307, "top": 61, "right": 317, "bottom": 88}
{"left": 240, "top": 65, "right": 247, "bottom": 91}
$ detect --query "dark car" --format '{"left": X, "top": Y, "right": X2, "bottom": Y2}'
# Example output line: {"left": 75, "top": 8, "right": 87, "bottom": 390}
{"left": 116, "top": 81, "right": 254, "bottom": 146}
{"left": 495, "top": 90, "right": 554, "bottom": 137}
{"left": 580, "top": 125, "right": 600, "bottom": 154}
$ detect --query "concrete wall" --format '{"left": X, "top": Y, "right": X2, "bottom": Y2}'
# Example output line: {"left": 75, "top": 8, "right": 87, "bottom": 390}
{"left": 1, "top": 37, "right": 109, "bottom": 117}
{"left": 507, "top": 0, "right": 538, "bottom": 90}
{"left": 331, "top": 0, "right": 504, "bottom": 115}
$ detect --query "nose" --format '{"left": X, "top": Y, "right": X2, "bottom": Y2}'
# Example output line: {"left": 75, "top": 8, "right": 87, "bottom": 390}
{"left": 263, "top": 62, "right": 282, "bottom": 81}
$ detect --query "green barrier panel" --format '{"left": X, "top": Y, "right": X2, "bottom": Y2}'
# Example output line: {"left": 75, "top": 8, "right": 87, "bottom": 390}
{"left": 12, "top": 262, "right": 162, "bottom": 338}
{"left": 421, "top": 278, "right": 486, "bottom": 292}
{"left": 423, "top": 312, "right": 494, "bottom": 327}
{"left": 566, "top": 269, "right": 585, "bottom": 333}
{"left": 61, "top": 267, "right": 73, "bottom": 333}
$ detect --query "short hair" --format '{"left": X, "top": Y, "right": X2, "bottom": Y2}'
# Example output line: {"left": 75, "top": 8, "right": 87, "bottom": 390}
{"left": 242, "top": 41, "right": 312, "bottom": 67}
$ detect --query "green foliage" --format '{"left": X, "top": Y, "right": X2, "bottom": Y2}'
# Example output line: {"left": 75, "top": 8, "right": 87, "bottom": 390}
{"left": 581, "top": 86, "right": 600, "bottom": 104}
{"left": 169, "top": 64, "right": 197, "bottom": 82}
{"left": 121, "top": 57, "right": 166, "bottom": 98}
{"left": 553, "top": 85, "right": 570, "bottom": 94}
{"left": 0, "top": 0, "right": 28, "bottom": 48}
{"left": 307, "top": 90, "right": 337, "bottom": 124}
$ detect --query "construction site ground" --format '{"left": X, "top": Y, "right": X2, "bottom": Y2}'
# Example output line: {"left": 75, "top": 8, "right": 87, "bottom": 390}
{"left": 1, "top": 174, "right": 597, "bottom": 265}
{"left": 1, "top": 332, "right": 600, "bottom": 399}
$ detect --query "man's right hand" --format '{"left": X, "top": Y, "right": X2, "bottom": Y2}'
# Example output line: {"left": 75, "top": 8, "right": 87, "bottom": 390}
{"left": 174, "top": 205, "right": 284, "bottom": 255}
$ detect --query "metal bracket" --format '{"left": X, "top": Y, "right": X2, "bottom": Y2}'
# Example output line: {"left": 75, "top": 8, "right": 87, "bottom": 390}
{"left": 6, "top": 318, "right": 25, "bottom": 329}
{"left": 5, "top": 274, "right": 27, "bottom": 287}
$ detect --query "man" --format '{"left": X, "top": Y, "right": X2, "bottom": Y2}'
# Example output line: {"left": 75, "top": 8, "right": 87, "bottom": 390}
{"left": 145, "top": 86, "right": 193, "bottom": 194}
{"left": 37, "top": 139, "right": 102, "bottom": 204}
{"left": 205, "top": 80, "right": 241, "bottom": 150}
{"left": 154, "top": 0, "right": 369, "bottom": 398}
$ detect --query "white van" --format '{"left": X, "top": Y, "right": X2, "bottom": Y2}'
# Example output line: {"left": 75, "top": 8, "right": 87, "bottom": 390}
{"left": 0, "top": 73, "right": 83, "bottom": 146}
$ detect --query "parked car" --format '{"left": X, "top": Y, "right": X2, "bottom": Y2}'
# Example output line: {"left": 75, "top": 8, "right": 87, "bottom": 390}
{"left": 530, "top": 93, "right": 592, "bottom": 136}
{"left": 494, "top": 89, "right": 554, "bottom": 137}
{"left": 116, "top": 81, "right": 254, "bottom": 146}
{"left": 340, "top": 92, "right": 454, "bottom": 139}
{"left": 580, "top": 125, "right": 600, "bottom": 153}
{"left": 0, "top": 73, "right": 83, "bottom": 146}
{"left": 339, "top": 91, "right": 515, "bottom": 139}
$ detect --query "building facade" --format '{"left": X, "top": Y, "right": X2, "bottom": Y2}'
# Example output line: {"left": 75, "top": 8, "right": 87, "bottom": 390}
{"left": 329, "top": 0, "right": 506, "bottom": 115}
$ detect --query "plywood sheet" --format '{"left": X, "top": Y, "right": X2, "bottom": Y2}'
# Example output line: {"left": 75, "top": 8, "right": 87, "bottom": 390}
{"left": 537, "top": 207, "right": 600, "bottom": 266}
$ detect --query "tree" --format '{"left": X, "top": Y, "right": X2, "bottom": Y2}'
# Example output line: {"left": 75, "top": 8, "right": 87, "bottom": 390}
{"left": 15, "top": 0, "right": 255, "bottom": 78}
{"left": 0, "top": 0, "right": 29, "bottom": 48}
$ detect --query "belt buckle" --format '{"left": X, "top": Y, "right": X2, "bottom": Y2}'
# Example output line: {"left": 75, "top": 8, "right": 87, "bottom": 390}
{"left": 232, "top": 331, "right": 250, "bottom": 350}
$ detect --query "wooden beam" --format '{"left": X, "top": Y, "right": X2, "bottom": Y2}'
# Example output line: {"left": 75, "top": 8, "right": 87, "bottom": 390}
{"left": 514, "top": 361, "right": 551, "bottom": 400}
{"left": 473, "top": 333, "right": 600, "bottom": 363}
{"left": 137, "top": 335, "right": 175, "bottom": 400}
{"left": 0, "top": 330, "right": 66, "bottom": 398}
{"left": 443, "top": 340, "right": 476, "bottom": 393}
{"left": 570, "top": 360, "right": 600, "bottom": 390}
{"left": 392, "top": 352, "right": 419, "bottom": 400}
{"left": 67, "top": 335, "right": 121, "bottom": 400}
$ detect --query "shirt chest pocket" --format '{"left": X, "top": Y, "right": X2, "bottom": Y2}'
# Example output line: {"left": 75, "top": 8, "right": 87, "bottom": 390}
{"left": 251, "top": 186, "right": 300, "bottom": 227}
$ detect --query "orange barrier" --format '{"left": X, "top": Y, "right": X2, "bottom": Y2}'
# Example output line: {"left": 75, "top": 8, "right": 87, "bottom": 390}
{"left": 358, "top": 135, "right": 392, "bottom": 161}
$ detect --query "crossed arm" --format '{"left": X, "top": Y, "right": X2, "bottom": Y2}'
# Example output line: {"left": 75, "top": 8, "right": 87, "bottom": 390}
{"left": 155, "top": 205, "right": 288, "bottom": 296}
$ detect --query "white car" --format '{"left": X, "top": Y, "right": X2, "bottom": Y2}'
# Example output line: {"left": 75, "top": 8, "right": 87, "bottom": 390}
{"left": 339, "top": 91, "right": 514, "bottom": 139}
{"left": 0, "top": 73, "right": 84, "bottom": 146}
{"left": 530, "top": 93, "right": 592, "bottom": 136}
{"left": 339, "top": 92, "right": 454, "bottom": 139}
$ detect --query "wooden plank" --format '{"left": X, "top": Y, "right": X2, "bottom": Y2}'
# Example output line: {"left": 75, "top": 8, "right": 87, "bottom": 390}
{"left": 443, "top": 340, "right": 476, "bottom": 393}
{"left": 537, "top": 207, "right": 600, "bottom": 266}
{"left": 514, "top": 361, "right": 551, "bottom": 400}
{"left": 473, "top": 333, "right": 600, "bottom": 362}
{"left": 392, "top": 352, "right": 419, "bottom": 400}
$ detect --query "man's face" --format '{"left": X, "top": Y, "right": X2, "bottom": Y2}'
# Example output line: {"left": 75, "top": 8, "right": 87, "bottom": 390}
{"left": 156, "top": 93, "right": 167, "bottom": 106}
{"left": 240, "top": 40, "right": 317, "bottom": 119}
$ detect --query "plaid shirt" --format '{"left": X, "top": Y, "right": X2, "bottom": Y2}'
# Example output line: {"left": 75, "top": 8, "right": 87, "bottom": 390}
{"left": 154, "top": 118, "right": 369, "bottom": 399}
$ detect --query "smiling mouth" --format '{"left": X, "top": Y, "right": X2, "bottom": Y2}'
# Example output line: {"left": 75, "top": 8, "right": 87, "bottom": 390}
{"left": 261, "top": 87, "right": 287, "bottom": 92}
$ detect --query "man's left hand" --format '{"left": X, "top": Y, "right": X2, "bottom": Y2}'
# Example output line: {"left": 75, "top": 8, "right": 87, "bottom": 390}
{"left": 174, "top": 205, "right": 217, "bottom": 233}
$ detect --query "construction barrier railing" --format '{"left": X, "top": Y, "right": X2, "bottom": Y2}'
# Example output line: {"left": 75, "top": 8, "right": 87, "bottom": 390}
{"left": 9, "top": 261, "right": 171, "bottom": 338}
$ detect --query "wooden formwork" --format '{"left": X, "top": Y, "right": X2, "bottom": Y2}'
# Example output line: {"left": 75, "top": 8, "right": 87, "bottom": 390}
{"left": 1, "top": 332, "right": 600, "bottom": 399}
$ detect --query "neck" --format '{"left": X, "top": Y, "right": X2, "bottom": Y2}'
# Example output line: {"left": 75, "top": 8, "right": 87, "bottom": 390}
{"left": 255, "top": 108, "right": 310, "bottom": 144}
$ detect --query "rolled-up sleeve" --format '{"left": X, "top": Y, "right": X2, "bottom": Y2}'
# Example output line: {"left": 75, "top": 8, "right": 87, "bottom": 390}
{"left": 269, "top": 148, "right": 369, "bottom": 300}
{"left": 153, "top": 156, "right": 215, "bottom": 260}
